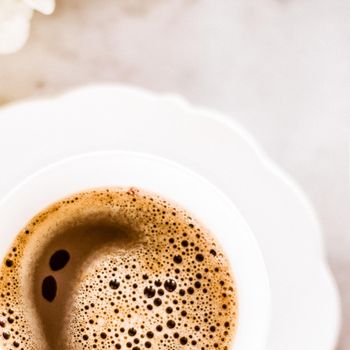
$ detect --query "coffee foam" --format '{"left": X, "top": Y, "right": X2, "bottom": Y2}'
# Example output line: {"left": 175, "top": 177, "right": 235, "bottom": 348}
{"left": 0, "top": 188, "right": 237, "bottom": 349}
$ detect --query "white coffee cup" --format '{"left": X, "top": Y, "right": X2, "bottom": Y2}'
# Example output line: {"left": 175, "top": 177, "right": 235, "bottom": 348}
{"left": 0, "top": 151, "right": 270, "bottom": 350}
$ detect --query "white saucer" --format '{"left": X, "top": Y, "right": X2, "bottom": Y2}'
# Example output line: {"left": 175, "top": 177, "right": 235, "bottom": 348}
{"left": 0, "top": 85, "right": 340, "bottom": 350}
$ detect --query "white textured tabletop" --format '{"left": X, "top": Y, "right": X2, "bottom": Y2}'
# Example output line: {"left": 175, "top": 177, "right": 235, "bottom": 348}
{"left": 0, "top": 1, "right": 349, "bottom": 348}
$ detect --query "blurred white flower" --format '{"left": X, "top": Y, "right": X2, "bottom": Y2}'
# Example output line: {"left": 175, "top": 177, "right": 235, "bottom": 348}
{"left": 0, "top": 0, "right": 55, "bottom": 54}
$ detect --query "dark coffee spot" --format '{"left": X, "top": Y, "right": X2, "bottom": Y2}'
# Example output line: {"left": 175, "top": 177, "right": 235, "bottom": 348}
{"left": 3, "top": 331, "right": 10, "bottom": 340}
{"left": 194, "top": 281, "right": 201, "bottom": 288}
{"left": 109, "top": 279, "right": 120, "bottom": 290}
{"left": 154, "top": 280, "right": 162, "bottom": 287}
{"left": 144, "top": 286, "right": 156, "bottom": 298}
{"left": 49, "top": 250, "right": 70, "bottom": 271}
{"left": 128, "top": 328, "right": 137, "bottom": 336}
{"left": 181, "top": 240, "right": 188, "bottom": 247}
{"left": 42, "top": 276, "right": 57, "bottom": 302}
{"left": 195, "top": 254, "right": 204, "bottom": 262}
{"left": 166, "top": 320, "right": 175, "bottom": 329}
{"left": 187, "top": 287, "right": 194, "bottom": 295}
{"left": 180, "top": 336, "right": 188, "bottom": 345}
{"left": 154, "top": 298, "right": 162, "bottom": 306}
{"left": 173, "top": 255, "right": 182, "bottom": 264}
{"left": 164, "top": 279, "right": 177, "bottom": 292}
{"left": 5, "top": 260, "right": 13, "bottom": 268}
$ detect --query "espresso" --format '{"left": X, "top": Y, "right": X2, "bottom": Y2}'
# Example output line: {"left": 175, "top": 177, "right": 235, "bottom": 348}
{"left": 0, "top": 188, "right": 237, "bottom": 349}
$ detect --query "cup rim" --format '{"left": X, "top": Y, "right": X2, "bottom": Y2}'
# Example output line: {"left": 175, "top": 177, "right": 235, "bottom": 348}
{"left": 0, "top": 150, "right": 270, "bottom": 350}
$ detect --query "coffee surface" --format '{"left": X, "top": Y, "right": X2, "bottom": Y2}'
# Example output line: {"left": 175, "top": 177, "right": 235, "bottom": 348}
{"left": 0, "top": 188, "right": 237, "bottom": 349}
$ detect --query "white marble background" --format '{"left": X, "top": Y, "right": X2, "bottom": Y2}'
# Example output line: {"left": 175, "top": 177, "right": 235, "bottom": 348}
{"left": 0, "top": 0, "right": 349, "bottom": 348}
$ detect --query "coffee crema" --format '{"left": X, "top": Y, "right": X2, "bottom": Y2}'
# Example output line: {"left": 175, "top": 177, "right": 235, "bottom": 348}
{"left": 0, "top": 188, "right": 237, "bottom": 349}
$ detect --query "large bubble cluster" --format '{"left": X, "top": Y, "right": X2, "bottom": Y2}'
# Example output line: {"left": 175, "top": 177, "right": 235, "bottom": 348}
{"left": 0, "top": 188, "right": 237, "bottom": 349}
